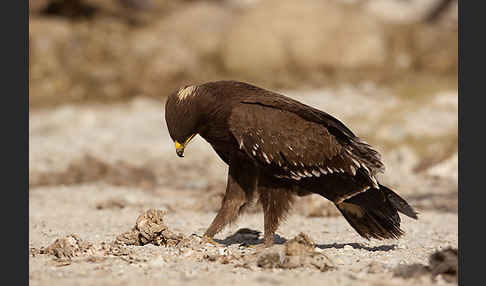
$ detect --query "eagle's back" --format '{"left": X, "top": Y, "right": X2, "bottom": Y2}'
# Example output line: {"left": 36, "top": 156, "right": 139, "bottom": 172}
{"left": 198, "top": 81, "right": 385, "bottom": 202}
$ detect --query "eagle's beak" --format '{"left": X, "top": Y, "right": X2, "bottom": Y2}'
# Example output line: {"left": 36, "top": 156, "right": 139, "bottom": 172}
{"left": 174, "top": 134, "right": 196, "bottom": 158}
{"left": 175, "top": 141, "right": 185, "bottom": 157}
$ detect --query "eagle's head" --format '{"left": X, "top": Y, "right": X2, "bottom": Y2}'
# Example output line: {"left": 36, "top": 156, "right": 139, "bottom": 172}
{"left": 165, "top": 85, "right": 202, "bottom": 157}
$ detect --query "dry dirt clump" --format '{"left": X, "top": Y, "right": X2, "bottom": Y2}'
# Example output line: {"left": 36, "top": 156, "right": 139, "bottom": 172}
{"left": 256, "top": 233, "right": 335, "bottom": 272}
{"left": 393, "top": 247, "right": 458, "bottom": 283}
{"left": 32, "top": 233, "right": 157, "bottom": 265}
{"left": 115, "top": 209, "right": 185, "bottom": 246}
{"left": 38, "top": 234, "right": 96, "bottom": 259}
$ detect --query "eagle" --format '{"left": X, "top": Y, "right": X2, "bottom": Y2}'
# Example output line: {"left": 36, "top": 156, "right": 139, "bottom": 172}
{"left": 164, "top": 80, "right": 417, "bottom": 247}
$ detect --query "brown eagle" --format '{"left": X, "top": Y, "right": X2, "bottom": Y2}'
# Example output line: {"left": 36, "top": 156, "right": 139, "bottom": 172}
{"left": 165, "top": 80, "right": 417, "bottom": 246}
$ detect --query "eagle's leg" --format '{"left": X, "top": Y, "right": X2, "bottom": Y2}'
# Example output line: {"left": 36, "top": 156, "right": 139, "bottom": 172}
{"left": 204, "top": 161, "right": 258, "bottom": 239}
{"left": 203, "top": 178, "right": 246, "bottom": 238}
{"left": 258, "top": 180, "right": 294, "bottom": 247}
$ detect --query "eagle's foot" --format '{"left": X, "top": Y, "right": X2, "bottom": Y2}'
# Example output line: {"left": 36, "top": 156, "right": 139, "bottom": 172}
{"left": 201, "top": 235, "right": 219, "bottom": 246}
{"left": 263, "top": 235, "right": 275, "bottom": 248}
{"left": 254, "top": 242, "right": 276, "bottom": 252}
{"left": 243, "top": 240, "right": 274, "bottom": 251}
{"left": 247, "top": 244, "right": 266, "bottom": 252}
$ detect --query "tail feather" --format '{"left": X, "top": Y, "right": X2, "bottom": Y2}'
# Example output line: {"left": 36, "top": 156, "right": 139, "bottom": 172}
{"left": 381, "top": 185, "right": 418, "bottom": 219}
{"left": 336, "top": 185, "right": 417, "bottom": 240}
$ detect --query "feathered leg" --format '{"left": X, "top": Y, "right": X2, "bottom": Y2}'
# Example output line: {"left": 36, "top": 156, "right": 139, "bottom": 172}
{"left": 258, "top": 178, "right": 295, "bottom": 247}
{"left": 204, "top": 161, "right": 259, "bottom": 238}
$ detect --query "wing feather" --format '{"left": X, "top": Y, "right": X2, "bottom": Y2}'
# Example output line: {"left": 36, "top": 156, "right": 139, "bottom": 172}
{"left": 228, "top": 100, "right": 382, "bottom": 187}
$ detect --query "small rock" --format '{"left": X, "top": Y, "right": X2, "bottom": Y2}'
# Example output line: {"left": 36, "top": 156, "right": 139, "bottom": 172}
{"left": 256, "top": 245, "right": 285, "bottom": 269}
{"left": 429, "top": 247, "right": 458, "bottom": 283}
{"left": 366, "top": 261, "right": 386, "bottom": 274}
{"left": 256, "top": 233, "right": 335, "bottom": 272}
{"left": 393, "top": 263, "right": 430, "bottom": 278}
{"left": 285, "top": 232, "right": 315, "bottom": 256}
{"left": 218, "top": 248, "right": 229, "bottom": 256}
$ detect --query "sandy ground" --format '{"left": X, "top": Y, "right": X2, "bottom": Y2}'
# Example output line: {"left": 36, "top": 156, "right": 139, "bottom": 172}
{"left": 29, "top": 86, "right": 458, "bottom": 286}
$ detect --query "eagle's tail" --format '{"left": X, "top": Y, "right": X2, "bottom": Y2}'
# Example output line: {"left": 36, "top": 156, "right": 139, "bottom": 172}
{"left": 336, "top": 185, "right": 418, "bottom": 240}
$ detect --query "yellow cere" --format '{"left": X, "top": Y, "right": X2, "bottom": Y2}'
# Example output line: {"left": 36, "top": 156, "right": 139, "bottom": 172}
{"left": 175, "top": 141, "right": 183, "bottom": 149}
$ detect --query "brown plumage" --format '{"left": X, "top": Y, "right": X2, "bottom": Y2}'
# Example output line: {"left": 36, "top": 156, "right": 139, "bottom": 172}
{"left": 164, "top": 80, "right": 417, "bottom": 246}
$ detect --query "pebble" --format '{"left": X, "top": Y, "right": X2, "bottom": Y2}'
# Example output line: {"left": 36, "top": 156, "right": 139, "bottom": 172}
{"left": 218, "top": 248, "right": 229, "bottom": 256}
{"left": 183, "top": 250, "right": 193, "bottom": 258}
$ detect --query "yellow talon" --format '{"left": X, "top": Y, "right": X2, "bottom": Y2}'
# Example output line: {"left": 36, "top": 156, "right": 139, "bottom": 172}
{"left": 202, "top": 235, "right": 219, "bottom": 246}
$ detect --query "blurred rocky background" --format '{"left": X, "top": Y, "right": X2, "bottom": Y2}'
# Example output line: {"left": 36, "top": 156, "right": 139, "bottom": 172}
{"left": 29, "top": 0, "right": 457, "bottom": 107}
{"left": 29, "top": 1, "right": 458, "bottom": 284}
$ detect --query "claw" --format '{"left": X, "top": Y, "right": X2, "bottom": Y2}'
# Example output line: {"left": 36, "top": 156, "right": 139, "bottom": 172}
{"left": 242, "top": 244, "right": 267, "bottom": 252}
{"left": 254, "top": 244, "right": 270, "bottom": 252}
{"left": 202, "top": 235, "right": 219, "bottom": 246}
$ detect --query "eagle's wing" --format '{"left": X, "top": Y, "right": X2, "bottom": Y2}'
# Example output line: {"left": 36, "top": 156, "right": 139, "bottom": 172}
{"left": 228, "top": 99, "right": 383, "bottom": 189}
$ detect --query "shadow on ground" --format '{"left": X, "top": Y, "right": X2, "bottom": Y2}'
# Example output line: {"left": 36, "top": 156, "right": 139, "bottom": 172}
{"left": 316, "top": 243, "right": 396, "bottom": 252}
{"left": 214, "top": 228, "right": 396, "bottom": 252}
